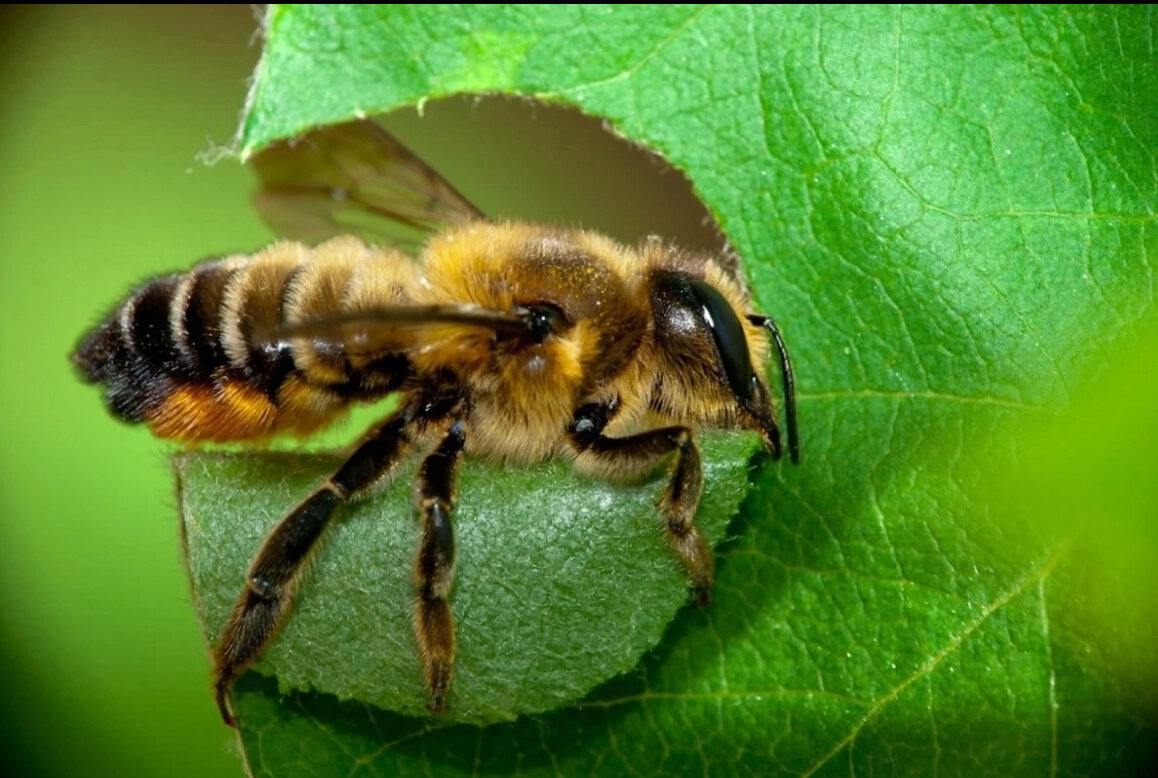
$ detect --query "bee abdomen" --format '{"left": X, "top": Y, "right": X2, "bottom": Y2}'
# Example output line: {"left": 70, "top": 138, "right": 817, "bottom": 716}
{"left": 72, "top": 256, "right": 263, "bottom": 437}
{"left": 73, "top": 272, "right": 190, "bottom": 423}
{"left": 73, "top": 239, "right": 412, "bottom": 443}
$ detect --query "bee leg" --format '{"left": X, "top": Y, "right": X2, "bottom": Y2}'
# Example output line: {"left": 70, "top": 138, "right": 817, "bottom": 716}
{"left": 413, "top": 419, "right": 466, "bottom": 712}
{"left": 212, "top": 412, "right": 412, "bottom": 727}
{"left": 568, "top": 402, "right": 711, "bottom": 605}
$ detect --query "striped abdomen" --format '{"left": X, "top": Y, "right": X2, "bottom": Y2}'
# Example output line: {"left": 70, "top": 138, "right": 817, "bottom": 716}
{"left": 73, "top": 237, "right": 415, "bottom": 443}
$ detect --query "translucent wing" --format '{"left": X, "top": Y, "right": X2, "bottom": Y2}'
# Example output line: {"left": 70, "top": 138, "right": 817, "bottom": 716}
{"left": 271, "top": 306, "right": 530, "bottom": 341}
{"left": 267, "top": 305, "right": 535, "bottom": 369}
{"left": 250, "top": 119, "right": 486, "bottom": 254}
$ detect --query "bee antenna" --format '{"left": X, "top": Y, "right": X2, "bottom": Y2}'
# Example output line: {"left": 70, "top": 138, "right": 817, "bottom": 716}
{"left": 750, "top": 314, "right": 799, "bottom": 464}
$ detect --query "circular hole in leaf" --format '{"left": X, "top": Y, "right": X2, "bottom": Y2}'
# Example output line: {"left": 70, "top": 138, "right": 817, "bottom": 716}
{"left": 180, "top": 95, "right": 762, "bottom": 726}
{"left": 377, "top": 95, "right": 728, "bottom": 254}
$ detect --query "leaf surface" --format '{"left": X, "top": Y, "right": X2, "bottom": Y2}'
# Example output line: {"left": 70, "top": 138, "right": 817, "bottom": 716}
{"left": 185, "top": 5, "right": 1157, "bottom": 775}
{"left": 180, "top": 434, "right": 757, "bottom": 724}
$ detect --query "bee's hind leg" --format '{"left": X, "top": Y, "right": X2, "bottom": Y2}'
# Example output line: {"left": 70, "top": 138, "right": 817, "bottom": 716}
{"left": 567, "top": 400, "right": 710, "bottom": 605}
{"left": 212, "top": 411, "right": 413, "bottom": 727}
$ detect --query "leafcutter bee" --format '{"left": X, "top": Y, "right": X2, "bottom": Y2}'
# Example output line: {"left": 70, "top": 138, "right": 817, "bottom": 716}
{"left": 73, "top": 116, "right": 799, "bottom": 725}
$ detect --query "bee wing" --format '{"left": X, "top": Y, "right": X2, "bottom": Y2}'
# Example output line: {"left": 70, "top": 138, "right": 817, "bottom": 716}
{"left": 261, "top": 305, "right": 530, "bottom": 360}
{"left": 250, "top": 119, "right": 486, "bottom": 254}
{"left": 273, "top": 305, "right": 529, "bottom": 341}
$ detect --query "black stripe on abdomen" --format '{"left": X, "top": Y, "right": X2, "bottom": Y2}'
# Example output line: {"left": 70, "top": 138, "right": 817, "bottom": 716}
{"left": 127, "top": 274, "right": 184, "bottom": 373}
{"left": 181, "top": 259, "right": 239, "bottom": 380}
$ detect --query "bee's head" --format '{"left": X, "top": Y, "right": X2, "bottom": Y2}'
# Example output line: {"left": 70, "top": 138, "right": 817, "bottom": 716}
{"left": 649, "top": 269, "right": 798, "bottom": 463}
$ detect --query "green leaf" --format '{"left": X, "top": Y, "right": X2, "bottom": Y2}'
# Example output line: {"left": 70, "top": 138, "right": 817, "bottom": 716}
{"left": 178, "top": 433, "right": 758, "bottom": 724}
{"left": 188, "top": 4, "right": 1156, "bottom": 775}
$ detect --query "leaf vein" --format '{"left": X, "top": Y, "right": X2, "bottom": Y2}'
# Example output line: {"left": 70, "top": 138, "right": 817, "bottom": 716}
{"left": 552, "top": 5, "right": 712, "bottom": 97}
{"left": 799, "top": 542, "right": 1072, "bottom": 777}
{"left": 798, "top": 389, "right": 1059, "bottom": 413}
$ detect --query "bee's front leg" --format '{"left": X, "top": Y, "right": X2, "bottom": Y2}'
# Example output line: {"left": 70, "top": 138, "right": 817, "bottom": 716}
{"left": 568, "top": 401, "right": 710, "bottom": 605}
{"left": 212, "top": 411, "right": 413, "bottom": 727}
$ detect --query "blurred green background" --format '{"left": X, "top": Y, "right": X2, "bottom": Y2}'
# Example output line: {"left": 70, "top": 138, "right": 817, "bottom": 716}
{"left": 0, "top": 6, "right": 722, "bottom": 776}
{"left": 0, "top": 6, "right": 262, "bottom": 776}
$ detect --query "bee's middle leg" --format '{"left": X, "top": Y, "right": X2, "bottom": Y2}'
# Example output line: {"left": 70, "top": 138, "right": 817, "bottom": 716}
{"left": 413, "top": 419, "right": 465, "bottom": 711}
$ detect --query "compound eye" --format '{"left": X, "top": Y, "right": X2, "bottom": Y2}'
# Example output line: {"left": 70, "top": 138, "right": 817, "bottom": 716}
{"left": 686, "top": 279, "right": 756, "bottom": 401}
{"left": 518, "top": 301, "right": 570, "bottom": 343}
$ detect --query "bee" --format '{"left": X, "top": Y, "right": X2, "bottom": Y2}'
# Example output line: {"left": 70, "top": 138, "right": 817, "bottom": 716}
{"left": 72, "top": 118, "right": 800, "bottom": 727}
